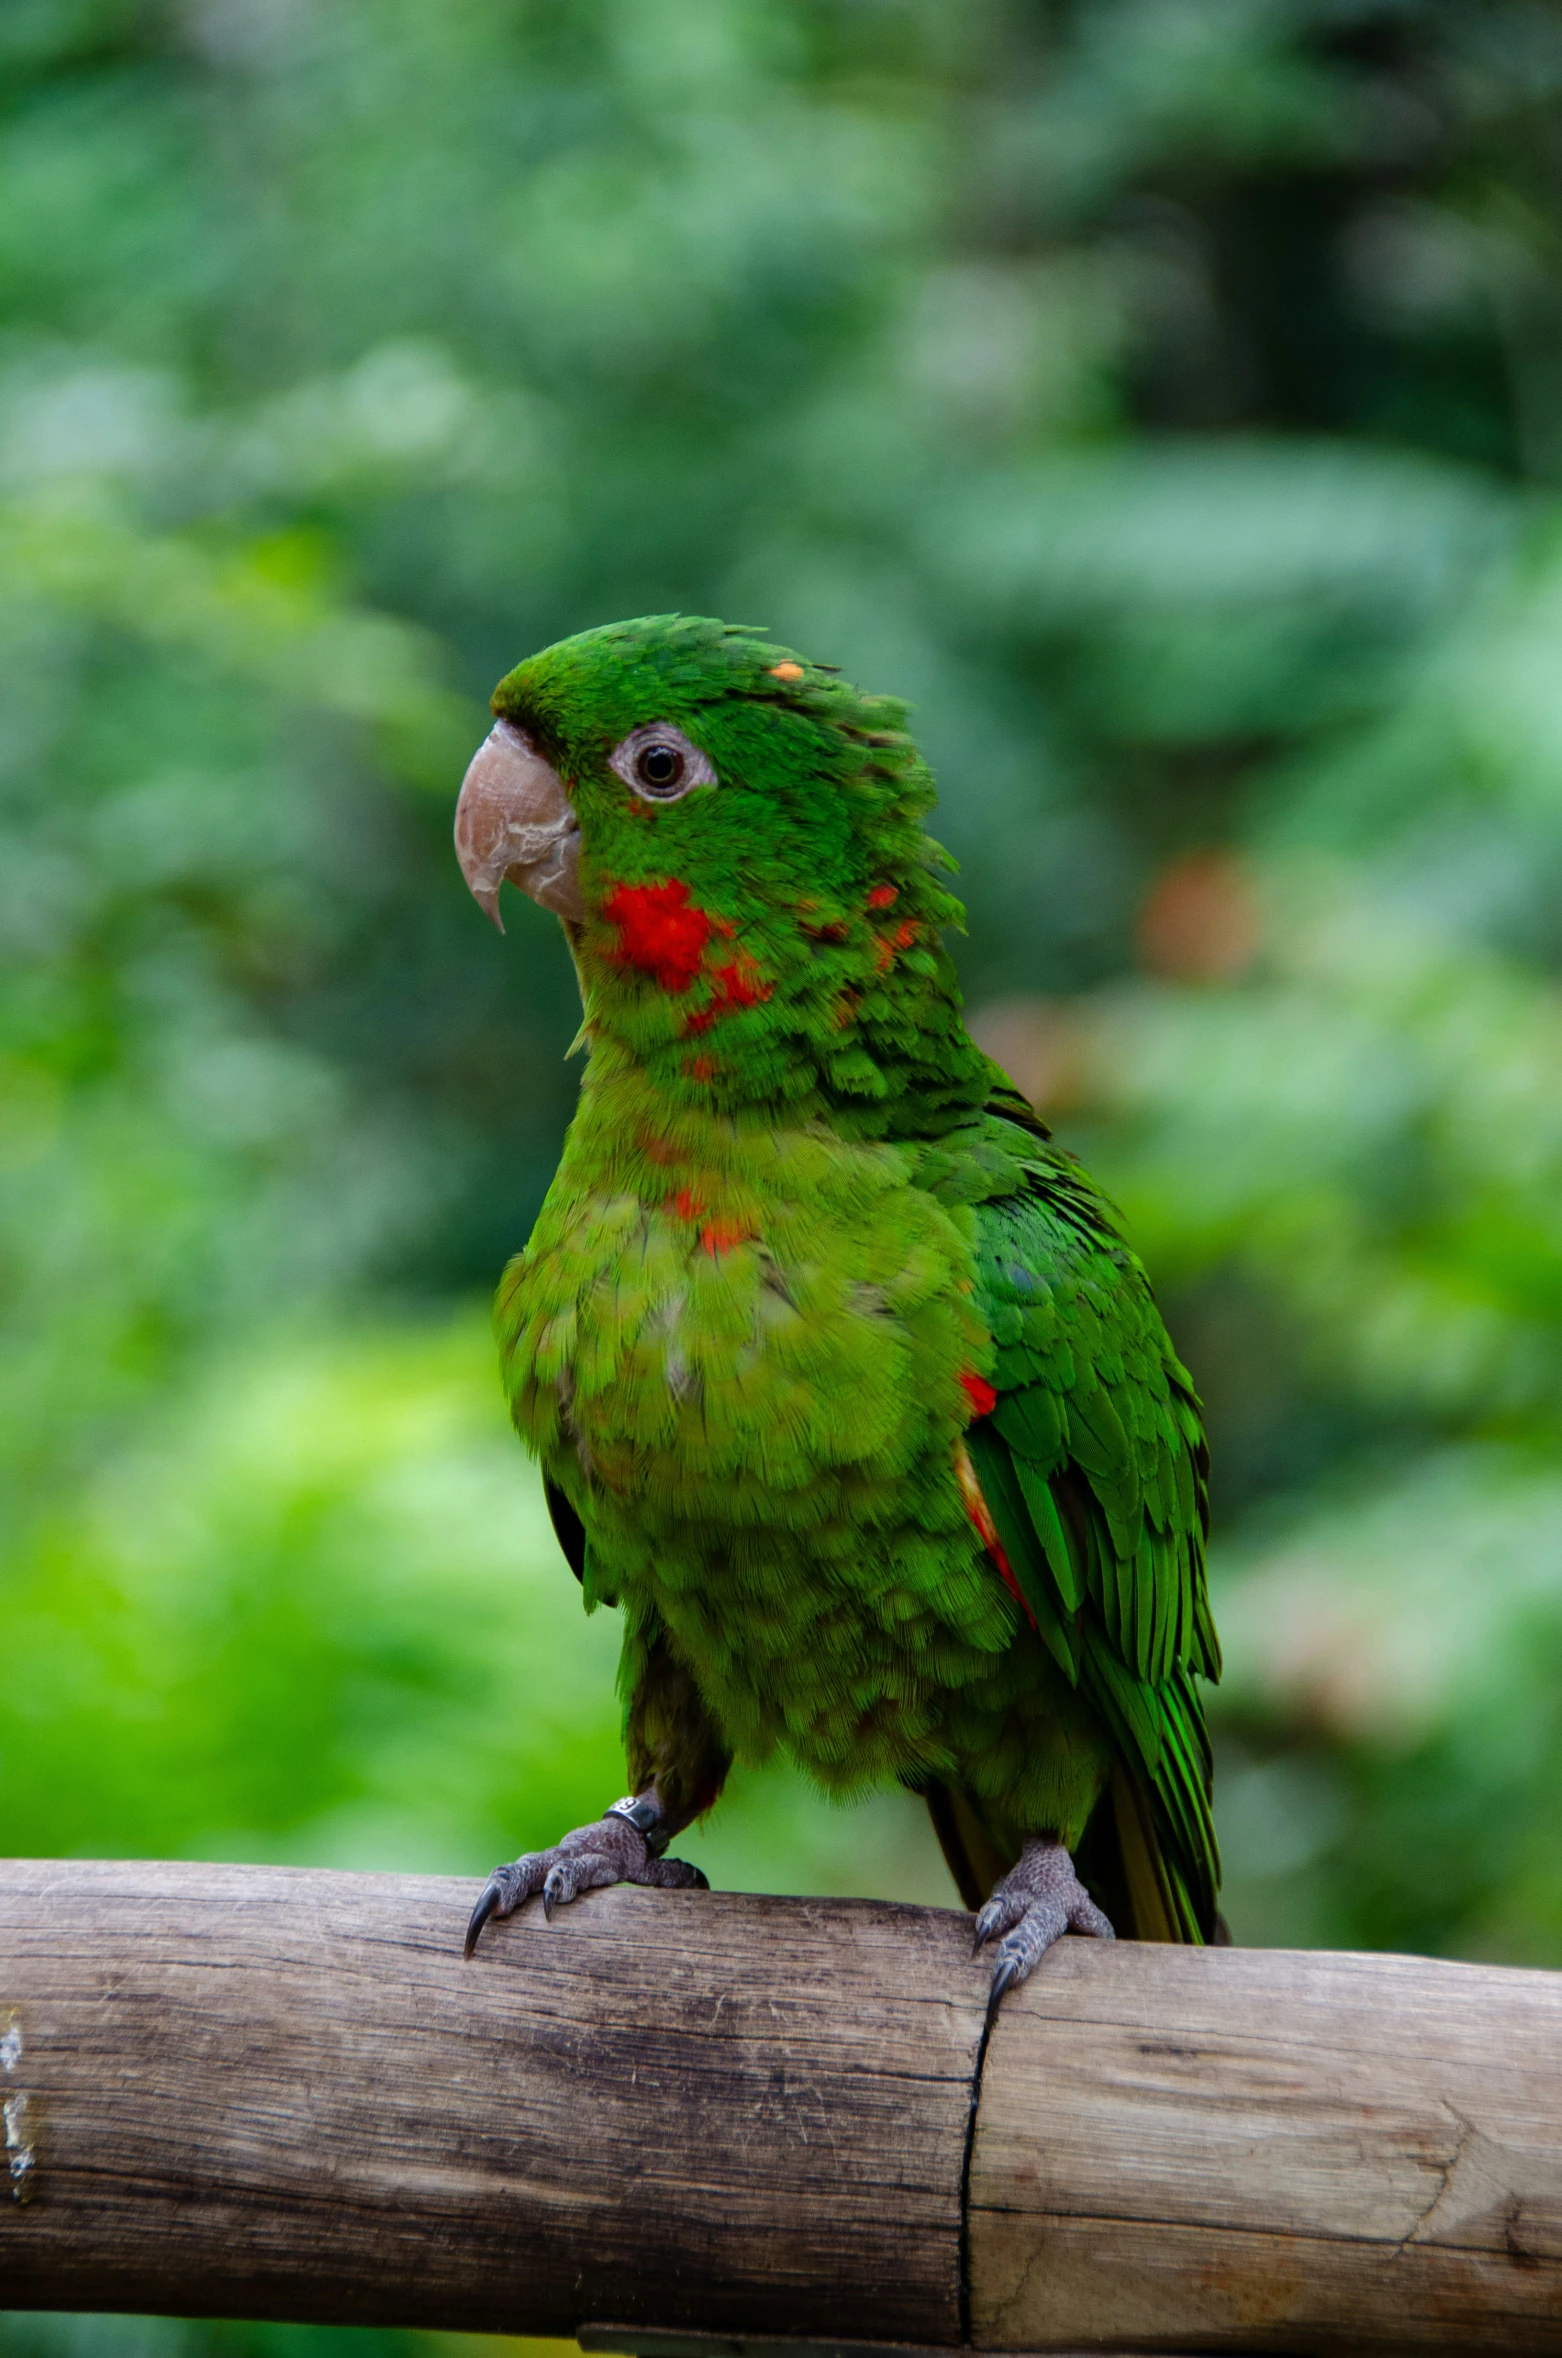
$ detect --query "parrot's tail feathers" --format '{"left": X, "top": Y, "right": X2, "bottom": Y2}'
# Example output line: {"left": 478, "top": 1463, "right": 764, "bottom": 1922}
{"left": 1107, "top": 1761, "right": 1205, "bottom": 1943}
{"left": 920, "top": 1778, "right": 1016, "bottom": 1913}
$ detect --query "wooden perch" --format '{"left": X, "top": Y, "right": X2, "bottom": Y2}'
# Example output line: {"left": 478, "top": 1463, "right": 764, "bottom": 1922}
{"left": 0, "top": 1862, "right": 1560, "bottom": 2353}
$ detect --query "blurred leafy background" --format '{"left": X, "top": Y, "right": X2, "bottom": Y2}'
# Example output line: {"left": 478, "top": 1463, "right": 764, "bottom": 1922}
{"left": 6, "top": 0, "right": 1562, "bottom": 2347}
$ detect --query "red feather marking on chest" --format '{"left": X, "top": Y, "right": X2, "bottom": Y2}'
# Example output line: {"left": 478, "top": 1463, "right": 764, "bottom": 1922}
{"left": 699, "top": 1215, "right": 755, "bottom": 1257}
{"left": 665, "top": 1183, "right": 750, "bottom": 1254}
{"left": 602, "top": 879, "right": 712, "bottom": 992}
{"left": 955, "top": 1439, "right": 1037, "bottom": 1632}
{"left": 682, "top": 954, "right": 772, "bottom": 1036}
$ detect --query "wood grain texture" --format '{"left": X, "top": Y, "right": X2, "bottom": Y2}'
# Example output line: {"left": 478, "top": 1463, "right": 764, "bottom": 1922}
{"left": 969, "top": 1939, "right": 1562, "bottom": 2355}
{"left": 5, "top": 1862, "right": 1562, "bottom": 2351}
{"left": 0, "top": 1860, "right": 985, "bottom": 2339}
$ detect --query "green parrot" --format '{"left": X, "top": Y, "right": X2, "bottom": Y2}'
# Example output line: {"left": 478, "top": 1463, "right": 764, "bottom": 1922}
{"left": 455, "top": 614, "right": 1219, "bottom": 1996}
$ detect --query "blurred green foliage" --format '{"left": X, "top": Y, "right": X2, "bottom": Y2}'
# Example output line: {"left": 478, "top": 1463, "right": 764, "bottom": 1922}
{"left": 6, "top": 0, "right": 1562, "bottom": 2346}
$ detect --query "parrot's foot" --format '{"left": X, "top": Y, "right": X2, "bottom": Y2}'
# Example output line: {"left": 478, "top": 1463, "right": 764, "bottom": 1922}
{"left": 463, "top": 1795, "right": 708, "bottom": 1957}
{"left": 974, "top": 1835, "right": 1114, "bottom": 2008}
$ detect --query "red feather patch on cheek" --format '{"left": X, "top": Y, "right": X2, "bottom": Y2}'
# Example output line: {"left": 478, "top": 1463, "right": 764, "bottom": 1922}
{"left": 602, "top": 879, "right": 712, "bottom": 992}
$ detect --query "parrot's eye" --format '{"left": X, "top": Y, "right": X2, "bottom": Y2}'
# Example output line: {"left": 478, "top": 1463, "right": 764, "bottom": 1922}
{"left": 639, "top": 743, "right": 682, "bottom": 790}
{"left": 608, "top": 723, "right": 716, "bottom": 805}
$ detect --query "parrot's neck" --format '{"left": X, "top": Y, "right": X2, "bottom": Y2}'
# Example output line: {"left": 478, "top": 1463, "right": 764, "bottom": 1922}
{"left": 568, "top": 925, "right": 995, "bottom": 1144}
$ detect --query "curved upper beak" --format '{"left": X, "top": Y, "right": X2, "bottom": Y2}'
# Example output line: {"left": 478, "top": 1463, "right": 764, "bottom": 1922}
{"left": 454, "top": 720, "right": 585, "bottom": 929}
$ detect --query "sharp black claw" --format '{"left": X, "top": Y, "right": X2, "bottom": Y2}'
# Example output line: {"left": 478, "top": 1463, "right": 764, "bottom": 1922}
{"left": 464, "top": 1881, "right": 502, "bottom": 1959}
{"left": 689, "top": 1866, "right": 710, "bottom": 1890}
{"left": 987, "top": 1952, "right": 1020, "bottom": 2020}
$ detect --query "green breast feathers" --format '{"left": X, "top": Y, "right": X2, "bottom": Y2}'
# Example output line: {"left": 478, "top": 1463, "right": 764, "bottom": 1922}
{"left": 498, "top": 1069, "right": 1023, "bottom": 1791}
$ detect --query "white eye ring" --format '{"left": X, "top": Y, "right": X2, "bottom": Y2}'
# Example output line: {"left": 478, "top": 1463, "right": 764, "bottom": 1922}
{"left": 608, "top": 722, "right": 717, "bottom": 804}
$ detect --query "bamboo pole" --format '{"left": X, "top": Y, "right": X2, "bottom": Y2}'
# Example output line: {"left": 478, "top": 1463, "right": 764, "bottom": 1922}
{"left": 0, "top": 1860, "right": 1558, "bottom": 2353}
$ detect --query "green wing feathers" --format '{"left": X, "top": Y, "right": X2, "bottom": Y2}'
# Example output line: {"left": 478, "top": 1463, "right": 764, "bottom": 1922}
{"left": 967, "top": 1132, "right": 1221, "bottom": 1941}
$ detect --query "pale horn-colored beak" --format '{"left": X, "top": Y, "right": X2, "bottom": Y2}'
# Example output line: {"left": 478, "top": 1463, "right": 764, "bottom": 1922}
{"left": 454, "top": 719, "right": 585, "bottom": 929}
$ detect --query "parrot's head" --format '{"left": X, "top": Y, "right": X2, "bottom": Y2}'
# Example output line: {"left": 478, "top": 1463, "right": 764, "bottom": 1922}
{"left": 454, "top": 613, "right": 991, "bottom": 1129}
